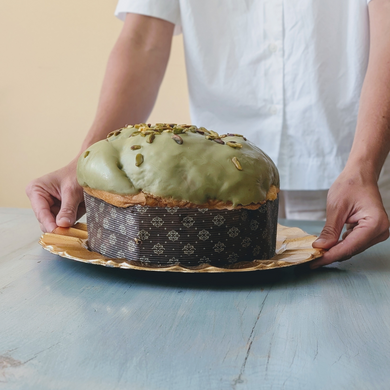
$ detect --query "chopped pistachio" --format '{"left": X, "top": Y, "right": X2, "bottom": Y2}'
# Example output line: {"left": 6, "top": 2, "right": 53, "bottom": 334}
{"left": 135, "top": 154, "right": 144, "bottom": 167}
{"left": 147, "top": 134, "right": 155, "bottom": 143}
{"left": 172, "top": 134, "right": 183, "bottom": 144}
{"left": 227, "top": 141, "right": 243, "bottom": 149}
{"left": 232, "top": 157, "right": 243, "bottom": 171}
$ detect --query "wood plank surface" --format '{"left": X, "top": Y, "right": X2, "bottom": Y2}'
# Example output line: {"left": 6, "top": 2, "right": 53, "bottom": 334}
{"left": 1, "top": 209, "right": 390, "bottom": 390}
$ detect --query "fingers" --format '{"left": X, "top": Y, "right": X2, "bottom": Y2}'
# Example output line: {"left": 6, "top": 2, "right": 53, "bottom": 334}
{"left": 310, "top": 216, "right": 389, "bottom": 269}
{"left": 26, "top": 183, "right": 58, "bottom": 233}
{"left": 56, "top": 185, "right": 84, "bottom": 228}
{"left": 26, "top": 162, "right": 85, "bottom": 232}
{"left": 342, "top": 223, "right": 356, "bottom": 240}
{"left": 310, "top": 175, "right": 390, "bottom": 269}
{"left": 312, "top": 200, "right": 348, "bottom": 250}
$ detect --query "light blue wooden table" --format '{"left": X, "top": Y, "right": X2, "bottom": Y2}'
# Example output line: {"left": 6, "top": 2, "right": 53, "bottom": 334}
{"left": 1, "top": 208, "right": 390, "bottom": 390}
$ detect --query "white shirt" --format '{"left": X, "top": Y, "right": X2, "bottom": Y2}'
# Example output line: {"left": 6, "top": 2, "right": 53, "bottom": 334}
{"left": 115, "top": 0, "right": 372, "bottom": 190}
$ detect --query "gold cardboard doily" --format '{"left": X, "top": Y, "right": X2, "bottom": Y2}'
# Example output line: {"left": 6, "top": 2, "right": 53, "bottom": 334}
{"left": 39, "top": 223, "right": 323, "bottom": 273}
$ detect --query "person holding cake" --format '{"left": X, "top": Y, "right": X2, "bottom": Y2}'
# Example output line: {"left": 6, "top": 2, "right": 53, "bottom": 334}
{"left": 26, "top": 0, "right": 390, "bottom": 268}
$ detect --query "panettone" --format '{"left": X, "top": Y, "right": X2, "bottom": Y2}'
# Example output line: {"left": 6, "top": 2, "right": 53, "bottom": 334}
{"left": 77, "top": 123, "right": 280, "bottom": 267}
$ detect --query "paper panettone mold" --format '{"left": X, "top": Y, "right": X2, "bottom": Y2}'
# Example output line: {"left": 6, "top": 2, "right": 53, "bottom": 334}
{"left": 84, "top": 193, "right": 278, "bottom": 267}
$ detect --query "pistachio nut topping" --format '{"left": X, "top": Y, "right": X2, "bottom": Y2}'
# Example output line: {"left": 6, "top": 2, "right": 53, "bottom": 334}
{"left": 77, "top": 123, "right": 279, "bottom": 207}
{"left": 135, "top": 153, "right": 144, "bottom": 167}
{"left": 231, "top": 156, "right": 243, "bottom": 171}
{"left": 227, "top": 141, "right": 243, "bottom": 149}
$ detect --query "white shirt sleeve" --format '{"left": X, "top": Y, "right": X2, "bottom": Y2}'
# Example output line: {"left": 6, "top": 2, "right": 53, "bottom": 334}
{"left": 115, "top": 0, "right": 181, "bottom": 34}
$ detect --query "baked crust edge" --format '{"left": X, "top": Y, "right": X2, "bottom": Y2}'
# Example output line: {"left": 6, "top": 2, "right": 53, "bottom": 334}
{"left": 83, "top": 186, "right": 279, "bottom": 210}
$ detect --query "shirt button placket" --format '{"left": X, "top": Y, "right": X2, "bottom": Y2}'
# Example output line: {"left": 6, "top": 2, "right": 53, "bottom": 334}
{"left": 268, "top": 42, "right": 278, "bottom": 53}
{"left": 264, "top": 0, "right": 284, "bottom": 159}
{"left": 269, "top": 105, "right": 278, "bottom": 115}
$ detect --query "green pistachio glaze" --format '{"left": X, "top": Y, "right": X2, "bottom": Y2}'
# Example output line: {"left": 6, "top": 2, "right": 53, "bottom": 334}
{"left": 77, "top": 124, "right": 279, "bottom": 207}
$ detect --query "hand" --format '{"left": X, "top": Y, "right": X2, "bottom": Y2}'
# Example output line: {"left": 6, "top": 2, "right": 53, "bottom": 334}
{"left": 26, "top": 160, "right": 85, "bottom": 233}
{"left": 311, "top": 169, "right": 390, "bottom": 269}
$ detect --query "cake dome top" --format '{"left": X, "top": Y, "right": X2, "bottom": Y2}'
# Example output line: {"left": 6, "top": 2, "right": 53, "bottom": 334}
{"left": 77, "top": 123, "right": 279, "bottom": 208}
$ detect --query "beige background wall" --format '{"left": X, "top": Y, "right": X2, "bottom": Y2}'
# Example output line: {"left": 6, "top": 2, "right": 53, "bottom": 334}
{"left": 0, "top": 0, "right": 190, "bottom": 208}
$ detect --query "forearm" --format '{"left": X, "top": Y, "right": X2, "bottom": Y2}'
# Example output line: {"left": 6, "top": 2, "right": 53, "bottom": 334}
{"left": 345, "top": 0, "right": 390, "bottom": 181}
{"left": 311, "top": 0, "right": 390, "bottom": 266}
{"left": 79, "top": 13, "right": 174, "bottom": 153}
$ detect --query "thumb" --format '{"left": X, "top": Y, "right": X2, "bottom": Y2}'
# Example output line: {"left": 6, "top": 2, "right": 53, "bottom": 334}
{"left": 313, "top": 207, "right": 345, "bottom": 250}
{"left": 56, "top": 186, "right": 80, "bottom": 227}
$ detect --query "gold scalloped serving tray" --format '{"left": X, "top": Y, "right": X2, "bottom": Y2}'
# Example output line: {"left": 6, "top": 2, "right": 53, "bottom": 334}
{"left": 39, "top": 223, "right": 323, "bottom": 273}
